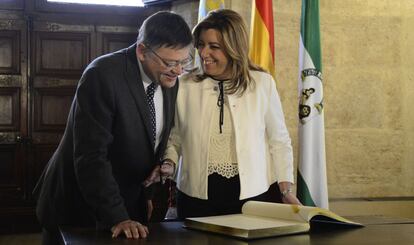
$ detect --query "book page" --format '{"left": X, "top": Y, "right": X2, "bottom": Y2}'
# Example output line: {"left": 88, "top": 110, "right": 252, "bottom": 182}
{"left": 188, "top": 214, "right": 304, "bottom": 230}
{"left": 242, "top": 201, "right": 362, "bottom": 226}
{"left": 242, "top": 201, "right": 307, "bottom": 222}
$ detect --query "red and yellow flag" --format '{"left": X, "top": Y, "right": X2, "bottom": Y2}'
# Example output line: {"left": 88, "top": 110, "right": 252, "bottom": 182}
{"left": 249, "top": 0, "right": 275, "bottom": 79}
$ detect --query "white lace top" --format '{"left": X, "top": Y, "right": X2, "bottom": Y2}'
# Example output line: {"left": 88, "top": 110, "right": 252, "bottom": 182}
{"left": 207, "top": 94, "right": 239, "bottom": 178}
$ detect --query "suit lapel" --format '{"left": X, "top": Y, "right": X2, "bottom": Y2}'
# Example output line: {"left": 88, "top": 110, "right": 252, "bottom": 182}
{"left": 123, "top": 45, "right": 155, "bottom": 150}
{"left": 160, "top": 86, "right": 172, "bottom": 143}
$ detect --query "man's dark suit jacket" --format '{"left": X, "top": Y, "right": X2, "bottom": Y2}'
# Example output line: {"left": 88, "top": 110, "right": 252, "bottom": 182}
{"left": 34, "top": 44, "right": 178, "bottom": 230}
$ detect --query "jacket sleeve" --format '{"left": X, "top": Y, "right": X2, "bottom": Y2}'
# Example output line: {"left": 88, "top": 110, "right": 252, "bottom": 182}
{"left": 264, "top": 74, "right": 295, "bottom": 184}
{"left": 163, "top": 97, "right": 182, "bottom": 174}
{"left": 73, "top": 65, "right": 129, "bottom": 228}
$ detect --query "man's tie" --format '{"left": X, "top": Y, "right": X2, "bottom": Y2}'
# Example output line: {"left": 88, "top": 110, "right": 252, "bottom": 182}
{"left": 146, "top": 82, "right": 157, "bottom": 147}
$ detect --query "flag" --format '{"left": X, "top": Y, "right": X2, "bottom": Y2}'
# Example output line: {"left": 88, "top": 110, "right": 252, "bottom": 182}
{"left": 198, "top": 0, "right": 225, "bottom": 22}
{"left": 297, "top": 0, "right": 329, "bottom": 209}
{"left": 249, "top": 0, "right": 275, "bottom": 79}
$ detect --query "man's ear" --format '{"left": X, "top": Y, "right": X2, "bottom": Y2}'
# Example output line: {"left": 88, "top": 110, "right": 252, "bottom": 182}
{"left": 136, "top": 43, "right": 146, "bottom": 61}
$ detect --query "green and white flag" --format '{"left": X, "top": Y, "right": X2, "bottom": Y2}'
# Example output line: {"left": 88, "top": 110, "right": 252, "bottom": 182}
{"left": 297, "top": 0, "right": 329, "bottom": 209}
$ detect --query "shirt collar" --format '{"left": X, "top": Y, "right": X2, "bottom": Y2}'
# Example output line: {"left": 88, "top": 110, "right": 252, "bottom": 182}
{"left": 137, "top": 58, "right": 155, "bottom": 88}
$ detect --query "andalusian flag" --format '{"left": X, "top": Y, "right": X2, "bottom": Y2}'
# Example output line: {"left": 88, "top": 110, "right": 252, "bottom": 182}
{"left": 297, "top": 0, "right": 329, "bottom": 209}
{"left": 198, "top": 0, "right": 224, "bottom": 22}
{"left": 249, "top": 0, "right": 275, "bottom": 79}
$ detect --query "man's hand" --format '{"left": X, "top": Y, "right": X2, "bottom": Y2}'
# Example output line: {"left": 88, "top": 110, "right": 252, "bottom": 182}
{"left": 111, "top": 220, "right": 149, "bottom": 239}
{"left": 142, "top": 161, "right": 175, "bottom": 187}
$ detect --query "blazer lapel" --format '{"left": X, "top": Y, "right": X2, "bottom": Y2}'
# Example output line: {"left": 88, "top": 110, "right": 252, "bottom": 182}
{"left": 160, "top": 85, "right": 172, "bottom": 143}
{"left": 123, "top": 44, "right": 155, "bottom": 149}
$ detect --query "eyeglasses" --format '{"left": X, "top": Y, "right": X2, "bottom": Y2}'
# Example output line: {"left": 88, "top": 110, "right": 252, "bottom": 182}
{"left": 144, "top": 45, "right": 193, "bottom": 71}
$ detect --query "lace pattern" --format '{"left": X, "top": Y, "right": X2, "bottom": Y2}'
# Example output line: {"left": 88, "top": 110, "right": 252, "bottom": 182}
{"left": 208, "top": 163, "right": 239, "bottom": 178}
{"left": 208, "top": 94, "right": 238, "bottom": 178}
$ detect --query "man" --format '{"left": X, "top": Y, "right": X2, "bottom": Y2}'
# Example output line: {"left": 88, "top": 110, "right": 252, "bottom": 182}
{"left": 33, "top": 11, "right": 193, "bottom": 244}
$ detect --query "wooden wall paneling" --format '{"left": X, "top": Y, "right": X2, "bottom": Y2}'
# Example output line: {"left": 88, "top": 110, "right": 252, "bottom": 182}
{"left": 0, "top": 87, "right": 20, "bottom": 131}
{"left": 0, "top": 29, "right": 20, "bottom": 74}
{"left": 0, "top": 17, "right": 29, "bottom": 138}
{"left": 33, "top": 86, "right": 75, "bottom": 132}
{"left": 0, "top": 0, "right": 24, "bottom": 11}
{"left": 0, "top": 17, "right": 28, "bottom": 213}
{"left": 32, "top": 21, "right": 94, "bottom": 77}
{"left": 0, "top": 144, "right": 23, "bottom": 205}
{"left": 34, "top": 31, "right": 91, "bottom": 78}
{"left": 96, "top": 25, "right": 137, "bottom": 56}
{"left": 30, "top": 21, "right": 93, "bottom": 141}
{"left": 28, "top": 21, "right": 93, "bottom": 205}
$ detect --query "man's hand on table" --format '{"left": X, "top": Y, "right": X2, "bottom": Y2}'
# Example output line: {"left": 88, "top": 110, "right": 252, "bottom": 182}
{"left": 111, "top": 219, "right": 149, "bottom": 239}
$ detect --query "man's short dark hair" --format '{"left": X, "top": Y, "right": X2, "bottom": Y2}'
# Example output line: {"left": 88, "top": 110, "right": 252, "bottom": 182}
{"left": 137, "top": 11, "right": 192, "bottom": 49}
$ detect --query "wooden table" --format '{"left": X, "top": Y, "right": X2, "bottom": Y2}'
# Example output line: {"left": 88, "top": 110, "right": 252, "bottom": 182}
{"left": 60, "top": 217, "right": 414, "bottom": 245}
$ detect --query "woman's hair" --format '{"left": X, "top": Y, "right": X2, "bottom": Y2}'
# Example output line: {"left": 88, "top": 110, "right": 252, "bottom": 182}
{"left": 193, "top": 9, "right": 264, "bottom": 95}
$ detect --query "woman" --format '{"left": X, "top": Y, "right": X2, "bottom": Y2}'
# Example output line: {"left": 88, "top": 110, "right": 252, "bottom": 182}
{"left": 163, "top": 9, "right": 301, "bottom": 219}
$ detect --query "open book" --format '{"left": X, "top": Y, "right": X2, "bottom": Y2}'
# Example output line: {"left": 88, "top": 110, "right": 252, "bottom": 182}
{"left": 184, "top": 201, "right": 363, "bottom": 240}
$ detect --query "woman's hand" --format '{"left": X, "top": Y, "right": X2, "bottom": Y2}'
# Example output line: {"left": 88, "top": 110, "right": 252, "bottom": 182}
{"left": 282, "top": 192, "right": 302, "bottom": 205}
{"left": 278, "top": 181, "right": 302, "bottom": 205}
{"left": 142, "top": 160, "right": 175, "bottom": 187}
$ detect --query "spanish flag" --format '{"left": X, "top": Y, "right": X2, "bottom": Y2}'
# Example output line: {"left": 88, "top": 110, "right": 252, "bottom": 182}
{"left": 249, "top": 0, "right": 275, "bottom": 79}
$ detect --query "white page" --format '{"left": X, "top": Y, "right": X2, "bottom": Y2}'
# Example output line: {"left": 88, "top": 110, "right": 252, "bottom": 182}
{"left": 189, "top": 214, "right": 304, "bottom": 230}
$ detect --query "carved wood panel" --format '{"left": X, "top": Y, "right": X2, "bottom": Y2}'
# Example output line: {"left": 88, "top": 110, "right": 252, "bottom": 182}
{"left": 0, "top": 30, "right": 20, "bottom": 74}
{"left": 0, "top": 0, "right": 24, "bottom": 11}
{"left": 34, "top": 31, "right": 90, "bottom": 77}
{"left": 0, "top": 17, "right": 27, "bottom": 211}
{"left": 30, "top": 21, "right": 93, "bottom": 148}
{"left": 102, "top": 32, "right": 137, "bottom": 54}
{"left": 0, "top": 140, "right": 24, "bottom": 205}
{"left": 0, "top": 87, "right": 20, "bottom": 131}
{"left": 33, "top": 87, "right": 75, "bottom": 132}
